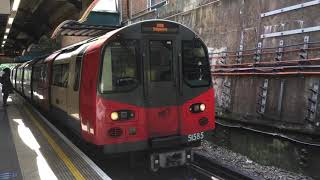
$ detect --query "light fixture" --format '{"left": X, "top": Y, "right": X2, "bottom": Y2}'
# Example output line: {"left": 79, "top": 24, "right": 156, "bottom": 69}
{"left": 8, "top": 17, "right": 14, "bottom": 25}
{"left": 5, "top": 28, "right": 10, "bottom": 33}
{"left": 12, "top": 0, "right": 21, "bottom": 11}
{"left": 189, "top": 103, "right": 206, "bottom": 113}
{"left": 1, "top": 45, "right": 4, "bottom": 48}
{"left": 2, "top": 40, "right": 6, "bottom": 44}
{"left": 111, "top": 112, "right": 119, "bottom": 121}
{"left": 200, "top": 104, "right": 206, "bottom": 111}
{"left": 110, "top": 110, "right": 134, "bottom": 121}
{"left": 4, "top": 35, "right": 8, "bottom": 39}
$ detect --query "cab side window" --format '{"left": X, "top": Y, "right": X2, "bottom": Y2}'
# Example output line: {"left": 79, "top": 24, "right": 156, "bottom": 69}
{"left": 52, "top": 64, "right": 69, "bottom": 88}
{"left": 100, "top": 40, "right": 139, "bottom": 92}
{"left": 182, "top": 40, "right": 211, "bottom": 87}
{"left": 73, "top": 58, "right": 82, "bottom": 91}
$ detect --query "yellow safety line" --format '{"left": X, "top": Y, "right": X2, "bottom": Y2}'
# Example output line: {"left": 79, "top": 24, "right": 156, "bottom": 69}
{"left": 23, "top": 106, "right": 85, "bottom": 180}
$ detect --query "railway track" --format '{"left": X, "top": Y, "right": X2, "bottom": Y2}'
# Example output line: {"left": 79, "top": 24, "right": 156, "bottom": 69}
{"left": 188, "top": 152, "right": 259, "bottom": 180}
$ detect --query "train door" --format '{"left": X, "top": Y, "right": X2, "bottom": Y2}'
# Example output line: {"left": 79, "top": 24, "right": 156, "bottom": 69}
{"left": 51, "top": 56, "right": 69, "bottom": 113}
{"left": 144, "top": 39, "right": 180, "bottom": 137}
{"left": 66, "top": 53, "right": 83, "bottom": 132}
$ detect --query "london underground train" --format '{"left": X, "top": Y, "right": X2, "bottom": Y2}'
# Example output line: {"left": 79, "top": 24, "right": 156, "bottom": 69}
{"left": 11, "top": 20, "right": 215, "bottom": 170}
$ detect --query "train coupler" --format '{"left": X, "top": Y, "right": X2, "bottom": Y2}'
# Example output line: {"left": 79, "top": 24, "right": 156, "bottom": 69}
{"left": 149, "top": 149, "right": 193, "bottom": 172}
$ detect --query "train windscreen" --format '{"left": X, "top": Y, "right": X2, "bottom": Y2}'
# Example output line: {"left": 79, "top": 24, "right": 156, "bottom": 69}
{"left": 182, "top": 40, "right": 211, "bottom": 87}
{"left": 149, "top": 40, "right": 173, "bottom": 82}
{"left": 100, "top": 40, "right": 139, "bottom": 92}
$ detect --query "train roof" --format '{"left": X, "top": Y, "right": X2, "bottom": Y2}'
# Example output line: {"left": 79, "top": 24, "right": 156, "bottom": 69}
{"left": 26, "top": 19, "right": 204, "bottom": 64}
{"left": 56, "top": 19, "right": 201, "bottom": 52}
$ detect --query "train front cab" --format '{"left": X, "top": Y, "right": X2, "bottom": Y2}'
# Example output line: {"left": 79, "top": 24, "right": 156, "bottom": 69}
{"left": 80, "top": 20, "right": 215, "bottom": 159}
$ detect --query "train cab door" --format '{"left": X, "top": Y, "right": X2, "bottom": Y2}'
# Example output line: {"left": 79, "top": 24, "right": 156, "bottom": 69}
{"left": 143, "top": 39, "right": 180, "bottom": 138}
{"left": 66, "top": 52, "right": 84, "bottom": 134}
{"left": 51, "top": 55, "right": 70, "bottom": 115}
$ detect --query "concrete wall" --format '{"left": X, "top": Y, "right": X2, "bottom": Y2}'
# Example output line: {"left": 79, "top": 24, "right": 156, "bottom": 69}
{"left": 123, "top": 0, "right": 320, "bottom": 134}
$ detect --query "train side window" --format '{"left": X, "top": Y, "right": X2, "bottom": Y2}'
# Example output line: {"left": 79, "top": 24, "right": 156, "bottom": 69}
{"left": 73, "top": 58, "right": 82, "bottom": 91}
{"left": 17, "top": 69, "right": 20, "bottom": 84}
{"left": 53, "top": 65, "right": 61, "bottom": 86}
{"left": 24, "top": 69, "right": 27, "bottom": 85}
{"left": 100, "top": 40, "right": 139, "bottom": 92}
{"left": 19, "top": 69, "right": 22, "bottom": 82}
{"left": 41, "top": 64, "right": 48, "bottom": 83}
{"left": 10, "top": 69, "right": 13, "bottom": 81}
{"left": 62, "top": 64, "right": 69, "bottom": 87}
{"left": 52, "top": 64, "right": 69, "bottom": 88}
{"left": 182, "top": 40, "right": 211, "bottom": 87}
{"left": 33, "top": 66, "right": 41, "bottom": 90}
{"left": 33, "top": 66, "right": 40, "bottom": 82}
{"left": 24, "top": 69, "right": 29, "bottom": 85}
{"left": 26, "top": 68, "right": 31, "bottom": 85}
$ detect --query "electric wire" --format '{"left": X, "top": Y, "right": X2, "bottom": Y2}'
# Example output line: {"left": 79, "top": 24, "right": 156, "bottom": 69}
{"left": 216, "top": 121, "right": 320, "bottom": 147}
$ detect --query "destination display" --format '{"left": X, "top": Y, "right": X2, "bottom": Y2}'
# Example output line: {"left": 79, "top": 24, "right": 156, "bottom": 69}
{"left": 141, "top": 21, "right": 179, "bottom": 33}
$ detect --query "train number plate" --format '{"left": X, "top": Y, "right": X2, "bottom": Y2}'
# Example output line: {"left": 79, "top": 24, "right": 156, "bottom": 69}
{"left": 187, "top": 132, "right": 204, "bottom": 142}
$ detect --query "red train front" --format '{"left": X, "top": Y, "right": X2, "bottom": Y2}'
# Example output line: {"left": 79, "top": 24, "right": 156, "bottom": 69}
{"left": 12, "top": 20, "right": 215, "bottom": 170}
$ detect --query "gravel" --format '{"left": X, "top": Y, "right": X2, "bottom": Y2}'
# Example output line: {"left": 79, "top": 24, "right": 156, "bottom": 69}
{"left": 195, "top": 140, "right": 313, "bottom": 180}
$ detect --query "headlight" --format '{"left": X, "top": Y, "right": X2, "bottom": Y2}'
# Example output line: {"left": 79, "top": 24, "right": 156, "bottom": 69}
{"left": 111, "top": 112, "right": 119, "bottom": 121}
{"left": 110, "top": 110, "right": 135, "bottom": 121}
{"left": 200, "top": 104, "right": 206, "bottom": 111}
{"left": 189, "top": 103, "right": 206, "bottom": 113}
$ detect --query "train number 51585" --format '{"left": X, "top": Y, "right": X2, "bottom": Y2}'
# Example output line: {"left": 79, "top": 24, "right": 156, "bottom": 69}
{"left": 187, "top": 132, "right": 204, "bottom": 142}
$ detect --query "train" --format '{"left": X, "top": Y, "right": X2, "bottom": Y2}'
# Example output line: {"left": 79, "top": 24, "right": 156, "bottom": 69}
{"left": 10, "top": 19, "right": 215, "bottom": 171}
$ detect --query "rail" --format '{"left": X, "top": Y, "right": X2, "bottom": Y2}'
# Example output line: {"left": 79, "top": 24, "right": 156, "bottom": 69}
{"left": 188, "top": 152, "right": 258, "bottom": 180}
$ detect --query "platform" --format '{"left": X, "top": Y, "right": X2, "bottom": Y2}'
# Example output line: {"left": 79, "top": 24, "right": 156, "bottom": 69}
{"left": 0, "top": 90, "right": 111, "bottom": 180}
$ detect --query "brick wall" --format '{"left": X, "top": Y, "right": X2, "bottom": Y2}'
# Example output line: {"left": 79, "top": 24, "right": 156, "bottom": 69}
{"left": 121, "top": 0, "right": 129, "bottom": 20}
{"left": 130, "top": 0, "right": 149, "bottom": 16}
{"left": 119, "top": 0, "right": 320, "bottom": 134}
{"left": 122, "top": 0, "right": 168, "bottom": 19}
